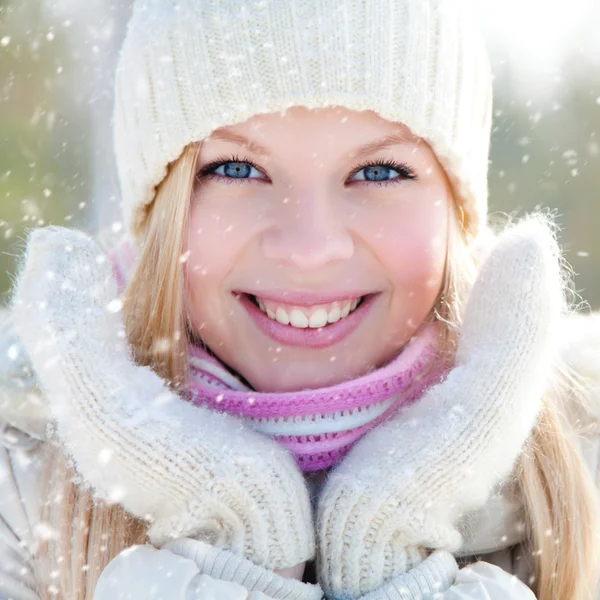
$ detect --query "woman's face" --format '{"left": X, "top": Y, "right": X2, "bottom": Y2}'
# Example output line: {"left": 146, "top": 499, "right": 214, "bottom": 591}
{"left": 184, "top": 106, "right": 453, "bottom": 392}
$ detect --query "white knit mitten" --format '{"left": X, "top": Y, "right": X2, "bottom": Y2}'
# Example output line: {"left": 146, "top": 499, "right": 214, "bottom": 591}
{"left": 317, "top": 215, "right": 565, "bottom": 599}
{"left": 10, "top": 226, "right": 314, "bottom": 571}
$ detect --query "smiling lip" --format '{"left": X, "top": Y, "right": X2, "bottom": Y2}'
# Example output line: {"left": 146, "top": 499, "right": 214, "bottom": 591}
{"left": 236, "top": 292, "right": 380, "bottom": 349}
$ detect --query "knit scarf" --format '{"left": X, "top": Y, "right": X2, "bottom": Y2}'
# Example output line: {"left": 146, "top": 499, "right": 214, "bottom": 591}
{"left": 108, "top": 238, "right": 450, "bottom": 472}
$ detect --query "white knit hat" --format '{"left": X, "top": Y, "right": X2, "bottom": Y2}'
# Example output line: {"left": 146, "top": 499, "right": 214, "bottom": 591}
{"left": 113, "top": 0, "right": 493, "bottom": 241}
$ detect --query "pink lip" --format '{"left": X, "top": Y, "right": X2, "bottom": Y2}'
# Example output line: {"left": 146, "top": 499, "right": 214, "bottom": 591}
{"left": 237, "top": 292, "right": 380, "bottom": 349}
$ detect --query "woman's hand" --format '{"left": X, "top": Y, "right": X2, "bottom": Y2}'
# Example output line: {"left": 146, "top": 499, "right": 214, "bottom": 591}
{"left": 11, "top": 226, "right": 315, "bottom": 572}
{"left": 316, "top": 215, "right": 565, "bottom": 599}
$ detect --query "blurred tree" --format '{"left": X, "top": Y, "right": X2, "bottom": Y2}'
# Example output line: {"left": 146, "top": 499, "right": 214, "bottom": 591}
{"left": 0, "top": 0, "right": 92, "bottom": 301}
{"left": 489, "top": 55, "right": 600, "bottom": 308}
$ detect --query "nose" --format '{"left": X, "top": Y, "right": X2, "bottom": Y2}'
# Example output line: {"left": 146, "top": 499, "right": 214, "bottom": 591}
{"left": 260, "top": 191, "right": 355, "bottom": 270}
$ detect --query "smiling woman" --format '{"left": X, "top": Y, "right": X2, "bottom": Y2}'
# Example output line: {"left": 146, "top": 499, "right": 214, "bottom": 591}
{"left": 3, "top": 1, "right": 600, "bottom": 600}
{"left": 184, "top": 106, "right": 453, "bottom": 392}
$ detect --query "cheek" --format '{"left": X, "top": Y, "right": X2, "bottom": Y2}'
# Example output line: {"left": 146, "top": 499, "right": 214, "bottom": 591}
{"left": 370, "top": 196, "right": 449, "bottom": 292}
{"left": 185, "top": 197, "right": 249, "bottom": 280}
{"left": 184, "top": 202, "right": 238, "bottom": 323}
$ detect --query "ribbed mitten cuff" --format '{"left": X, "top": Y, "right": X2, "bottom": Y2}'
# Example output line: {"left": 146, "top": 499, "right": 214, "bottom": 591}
{"left": 167, "top": 539, "right": 323, "bottom": 600}
{"left": 359, "top": 551, "right": 458, "bottom": 600}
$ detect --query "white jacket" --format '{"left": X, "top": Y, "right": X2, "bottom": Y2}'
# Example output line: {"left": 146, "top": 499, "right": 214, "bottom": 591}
{"left": 2, "top": 305, "right": 600, "bottom": 600}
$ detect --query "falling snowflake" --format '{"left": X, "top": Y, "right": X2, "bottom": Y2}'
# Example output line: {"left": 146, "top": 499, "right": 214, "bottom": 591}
{"left": 97, "top": 449, "right": 113, "bottom": 465}
{"left": 34, "top": 522, "right": 58, "bottom": 541}
{"left": 108, "top": 486, "right": 126, "bottom": 503}
{"left": 7, "top": 344, "right": 19, "bottom": 361}
{"left": 106, "top": 299, "right": 123, "bottom": 313}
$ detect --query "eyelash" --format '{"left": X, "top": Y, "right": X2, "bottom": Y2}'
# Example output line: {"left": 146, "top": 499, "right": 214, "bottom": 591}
{"left": 196, "top": 154, "right": 418, "bottom": 186}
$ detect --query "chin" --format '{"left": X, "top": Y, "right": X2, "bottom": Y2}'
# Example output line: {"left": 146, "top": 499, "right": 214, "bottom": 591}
{"left": 241, "top": 357, "right": 377, "bottom": 393}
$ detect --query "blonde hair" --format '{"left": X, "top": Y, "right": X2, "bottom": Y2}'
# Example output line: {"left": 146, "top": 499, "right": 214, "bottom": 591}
{"left": 35, "top": 142, "right": 600, "bottom": 599}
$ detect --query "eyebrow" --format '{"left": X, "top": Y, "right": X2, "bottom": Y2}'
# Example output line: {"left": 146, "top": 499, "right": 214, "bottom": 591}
{"left": 349, "top": 132, "right": 417, "bottom": 160}
{"left": 207, "top": 130, "right": 271, "bottom": 156}
{"left": 206, "top": 129, "right": 417, "bottom": 160}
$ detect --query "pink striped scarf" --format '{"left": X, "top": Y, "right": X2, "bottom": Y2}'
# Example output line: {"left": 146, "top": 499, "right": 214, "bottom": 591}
{"left": 108, "top": 237, "right": 450, "bottom": 472}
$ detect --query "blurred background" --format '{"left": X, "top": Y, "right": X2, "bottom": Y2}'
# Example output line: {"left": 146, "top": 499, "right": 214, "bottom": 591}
{"left": 1, "top": 0, "right": 599, "bottom": 307}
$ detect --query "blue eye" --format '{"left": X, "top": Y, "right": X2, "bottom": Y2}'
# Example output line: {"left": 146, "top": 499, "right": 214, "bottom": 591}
{"left": 214, "top": 161, "right": 263, "bottom": 179}
{"left": 349, "top": 160, "right": 417, "bottom": 184}
{"left": 352, "top": 165, "right": 397, "bottom": 182}
{"left": 197, "top": 154, "right": 267, "bottom": 183}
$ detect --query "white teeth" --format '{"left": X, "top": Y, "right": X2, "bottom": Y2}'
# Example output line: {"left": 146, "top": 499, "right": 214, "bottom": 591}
{"left": 255, "top": 295, "right": 364, "bottom": 329}
{"left": 289, "top": 309, "right": 309, "bottom": 328}
{"left": 275, "top": 307, "right": 290, "bottom": 325}
{"left": 308, "top": 308, "right": 328, "bottom": 328}
{"left": 327, "top": 306, "right": 341, "bottom": 324}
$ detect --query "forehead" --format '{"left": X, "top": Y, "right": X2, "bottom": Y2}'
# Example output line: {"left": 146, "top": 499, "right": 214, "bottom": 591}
{"left": 204, "top": 105, "right": 423, "bottom": 157}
